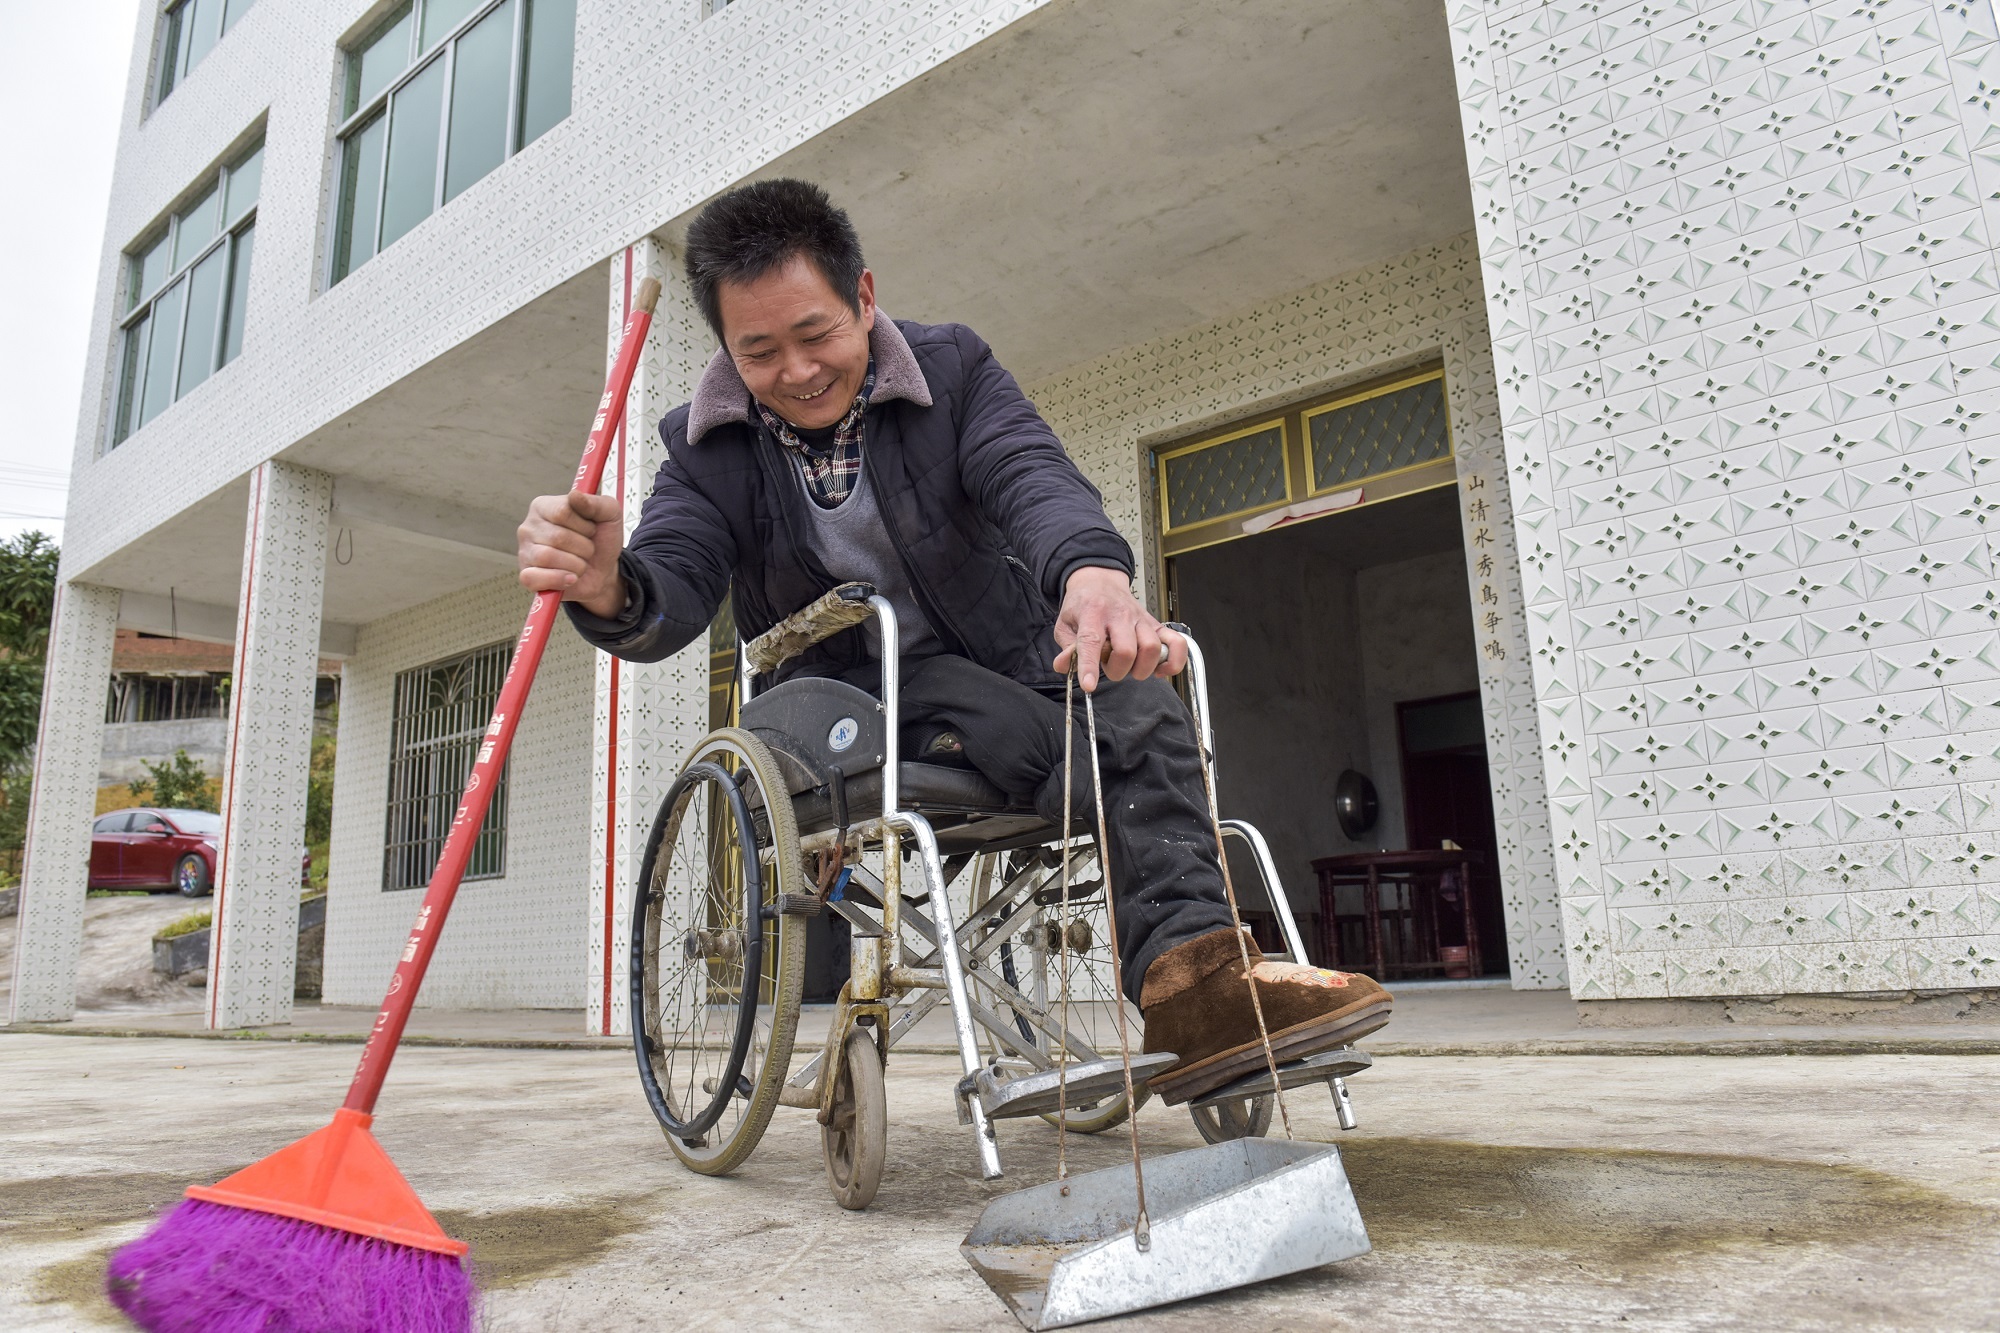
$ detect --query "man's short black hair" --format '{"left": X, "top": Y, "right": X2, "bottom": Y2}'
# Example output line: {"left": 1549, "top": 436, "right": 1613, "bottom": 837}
{"left": 683, "top": 179, "right": 865, "bottom": 342}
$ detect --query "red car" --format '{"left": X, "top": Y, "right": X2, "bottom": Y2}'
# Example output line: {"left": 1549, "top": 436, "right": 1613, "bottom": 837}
{"left": 89, "top": 807, "right": 310, "bottom": 897}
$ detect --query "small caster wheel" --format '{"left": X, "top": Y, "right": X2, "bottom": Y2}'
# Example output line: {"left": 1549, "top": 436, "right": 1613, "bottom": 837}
{"left": 1188, "top": 1095, "right": 1273, "bottom": 1144}
{"left": 823, "top": 1028, "right": 886, "bottom": 1209}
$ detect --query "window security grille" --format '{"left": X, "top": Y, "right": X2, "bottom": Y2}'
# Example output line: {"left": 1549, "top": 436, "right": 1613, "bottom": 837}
{"left": 383, "top": 641, "right": 510, "bottom": 891}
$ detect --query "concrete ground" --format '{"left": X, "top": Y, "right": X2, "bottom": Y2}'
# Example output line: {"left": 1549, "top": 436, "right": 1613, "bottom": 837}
{"left": 0, "top": 892, "right": 207, "bottom": 1017}
{"left": 3, "top": 1034, "right": 1997, "bottom": 1332}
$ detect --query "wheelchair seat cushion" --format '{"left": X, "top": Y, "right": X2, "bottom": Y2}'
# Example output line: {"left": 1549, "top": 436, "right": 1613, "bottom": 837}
{"left": 791, "top": 761, "right": 1037, "bottom": 833}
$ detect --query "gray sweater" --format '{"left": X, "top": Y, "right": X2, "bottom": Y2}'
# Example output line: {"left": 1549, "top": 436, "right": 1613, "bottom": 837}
{"left": 788, "top": 450, "right": 941, "bottom": 662}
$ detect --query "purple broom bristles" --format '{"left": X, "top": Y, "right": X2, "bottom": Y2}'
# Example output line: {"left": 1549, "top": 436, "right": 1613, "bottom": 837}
{"left": 107, "top": 1198, "right": 476, "bottom": 1333}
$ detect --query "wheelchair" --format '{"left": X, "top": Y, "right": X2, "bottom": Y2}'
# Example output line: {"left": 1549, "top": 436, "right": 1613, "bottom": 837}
{"left": 629, "top": 583, "right": 1368, "bottom": 1208}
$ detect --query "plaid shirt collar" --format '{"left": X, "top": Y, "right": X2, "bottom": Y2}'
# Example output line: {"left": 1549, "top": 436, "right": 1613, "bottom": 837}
{"left": 754, "top": 360, "right": 876, "bottom": 509}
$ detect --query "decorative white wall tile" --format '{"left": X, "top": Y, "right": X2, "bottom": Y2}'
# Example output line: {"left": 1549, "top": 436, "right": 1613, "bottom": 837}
{"left": 5, "top": 583, "right": 120, "bottom": 1023}
{"left": 323, "top": 575, "right": 594, "bottom": 1009}
{"left": 208, "top": 461, "right": 332, "bottom": 1028}
{"left": 1448, "top": 0, "right": 2000, "bottom": 997}
{"left": 1029, "top": 235, "right": 1565, "bottom": 989}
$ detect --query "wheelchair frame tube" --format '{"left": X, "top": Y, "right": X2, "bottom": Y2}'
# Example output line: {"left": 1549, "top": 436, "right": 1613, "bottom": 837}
{"left": 1219, "top": 818, "right": 1312, "bottom": 964}
{"left": 1181, "top": 631, "right": 1313, "bottom": 965}
{"left": 856, "top": 596, "right": 902, "bottom": 1002}
{"left": 892, "top": 810, "right": 1005, "bottom": 1180}
{"left": 870, "top": 595, "right": 900, "bottom": 820}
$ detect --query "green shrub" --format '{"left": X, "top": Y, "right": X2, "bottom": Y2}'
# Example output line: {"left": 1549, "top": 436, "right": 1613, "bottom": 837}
{"left": 131, "top": 750, "right": 217, "bottom": 812}
{"left": 155, "top": 910, "right": 212, "bottom": 941}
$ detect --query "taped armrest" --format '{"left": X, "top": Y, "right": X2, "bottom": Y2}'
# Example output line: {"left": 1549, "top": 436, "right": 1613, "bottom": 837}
{"left": 744, "top": 582, "right": 878, "bottom": 675}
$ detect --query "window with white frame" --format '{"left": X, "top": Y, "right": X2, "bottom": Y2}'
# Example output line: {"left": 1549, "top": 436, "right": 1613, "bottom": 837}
{"left": 330, "top": 0, "right": 575, "bottom": 284}
{"left": 383, "top": 641, "right": 510, "bottom": 891}
{"left": 111, "top": 140, "right": 262, "bottom": 447}
{"left": 154, "top": 0, "right": 256, "bottom": 105}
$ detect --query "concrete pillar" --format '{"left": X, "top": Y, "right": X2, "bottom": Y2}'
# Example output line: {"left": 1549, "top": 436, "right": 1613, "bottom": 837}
{"left": 6, "top": 581, "right": 120, "bottom": 1023}
{"left": 587, "top": 240, "right": 715, "bottom": 1036}
{"left": 208, "top": 459, "right": 332, "bottom": 1028}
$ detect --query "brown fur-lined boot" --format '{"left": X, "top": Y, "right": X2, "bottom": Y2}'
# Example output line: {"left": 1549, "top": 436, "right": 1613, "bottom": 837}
{"left": 1140, "top": 928, "right": 1392, "bottom": 1105}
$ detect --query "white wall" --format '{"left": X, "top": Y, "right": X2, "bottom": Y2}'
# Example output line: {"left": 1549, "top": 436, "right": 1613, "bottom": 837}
{"left": 323, "top": 574, "right": 593, "bottom": 1008}
{"left": 1449, "top": 0, "right": 2000, "bottom": 1000}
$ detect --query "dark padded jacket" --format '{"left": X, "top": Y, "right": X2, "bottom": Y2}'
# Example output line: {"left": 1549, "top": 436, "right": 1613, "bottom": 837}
{"left": 565, "top": 315, "right": 1133, "bottom": 687}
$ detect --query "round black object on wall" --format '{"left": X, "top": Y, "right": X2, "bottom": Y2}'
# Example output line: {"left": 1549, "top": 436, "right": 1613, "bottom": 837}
{"left": 1334, "top": 770, "right": 1379, "bottom": 839}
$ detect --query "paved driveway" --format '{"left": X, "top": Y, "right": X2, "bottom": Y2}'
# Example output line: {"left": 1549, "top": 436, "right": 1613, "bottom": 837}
{"left": 3, "top": 1035, "right": 1996, "bottom": 1330}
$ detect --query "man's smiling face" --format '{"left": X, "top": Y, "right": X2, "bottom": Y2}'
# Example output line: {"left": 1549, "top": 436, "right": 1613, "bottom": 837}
{"left": 717, "top": 255, "right": 876, "bottom": 431}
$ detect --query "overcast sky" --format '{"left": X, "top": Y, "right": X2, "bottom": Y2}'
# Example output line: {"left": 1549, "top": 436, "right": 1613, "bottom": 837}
{"left": 0, "top": 0, "right": 145, "bottom": 544}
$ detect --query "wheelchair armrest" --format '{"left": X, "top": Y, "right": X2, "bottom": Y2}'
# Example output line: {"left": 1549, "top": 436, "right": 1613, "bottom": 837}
{"left": 744, "top": 582, "right": 878, "bottom": 676}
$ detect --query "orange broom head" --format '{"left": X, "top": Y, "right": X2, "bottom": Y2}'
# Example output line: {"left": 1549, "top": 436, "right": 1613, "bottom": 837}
{"left": 186, "top": 1107, "right": 468, "bottom": 1257}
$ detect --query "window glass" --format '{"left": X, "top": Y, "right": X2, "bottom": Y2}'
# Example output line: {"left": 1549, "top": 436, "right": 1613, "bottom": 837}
{"left": 182, "top": 0, "right": 223, "bottom": 71}
{"left": 115, "top": 317, "right": 149, "bottom": 439}
{"left": 224, "top": 146, "right": 262, "bottom": 220}
{"left": 443, "top": 0, "right": 514, "bottom": 203}
{"left": 159, "top": 8, "right": 187, "bottom": 102}
{"left": 137, "top": 278, "right": 187, "bottom": 430}
{"left": 176, "top": 247, "right": 228, "bottom": 399}
{"left": 134, "top": 235, "right": 171, "bottom": 309}
{"left": 347, "top": 5, "right": 412, "bottom": 117}
{"left": 223, "top": 0, "right": 256, "bottom": 29}
{"left": 95, "top": 813, "right": 126, "bottom": 834}
{"left": 333, "top": 115, "right": 388, "bottom": 279}
{"left": 173, "top": 187, "right": 219, "bottom": 269}
{"left": 222, "top": 225, "right": 255, "bottom": 365}
{"left": 334, "top": 0, "right": 573, "bottom": 282}
{"left": 157, "top": 8, "right": 185, "bottom": 102}
{"left": 518, "top": 0, "right": 574, "bottom": 149}
{"left": 114, "top": 136, "right": 262, "bottom": 446}
{"left": 421, "top": 0, "right": 481, "bottom": 53}
{"left": 380, "top": 61, "right": 446, "bottom": 251}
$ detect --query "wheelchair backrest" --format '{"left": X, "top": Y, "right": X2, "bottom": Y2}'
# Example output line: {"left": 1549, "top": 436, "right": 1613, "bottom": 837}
{"left": 741, "top": 676, "right": 887, "bottom": 795}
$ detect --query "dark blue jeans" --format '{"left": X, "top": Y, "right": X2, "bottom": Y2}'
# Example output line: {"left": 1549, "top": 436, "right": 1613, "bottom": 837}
{"left": 885, "top": 655, "right": 1237, "bottom": 1000}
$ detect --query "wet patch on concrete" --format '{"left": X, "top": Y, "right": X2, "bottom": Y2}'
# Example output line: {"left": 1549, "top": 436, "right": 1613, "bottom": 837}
{"left": 435, "top": 1200, "right": 653, "bottom": 1289}
{"left": 1340, "top": 1137, "right": 1986, "bottom": 1263}
{"left": 0, "top": 1171, "right": 220, "bottom": 1243}
{"left": 28, "top": 1244, "right": 123, "bottom": 1327}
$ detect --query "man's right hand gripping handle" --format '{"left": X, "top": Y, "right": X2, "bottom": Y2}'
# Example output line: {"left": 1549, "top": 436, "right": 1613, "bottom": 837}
{"left": 518, "top": 489, "right": 627, "bottom": 619}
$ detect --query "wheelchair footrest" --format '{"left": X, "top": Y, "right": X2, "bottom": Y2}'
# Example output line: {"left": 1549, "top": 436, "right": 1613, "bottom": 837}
{"left": 1186, "top": 1046, "right": 1373, "bottom": 1110}
{"left": 972, "top": 1052, "right": 1179, "bottom": 1120}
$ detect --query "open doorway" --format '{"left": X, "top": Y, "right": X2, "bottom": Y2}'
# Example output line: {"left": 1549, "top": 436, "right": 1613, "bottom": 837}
{"left": 1166, "top": 483, "right": 1508, "bottom": 978}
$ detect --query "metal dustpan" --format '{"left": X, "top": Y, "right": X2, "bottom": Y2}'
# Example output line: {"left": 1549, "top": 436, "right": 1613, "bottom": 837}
{"left": 961, "top": 1137, "right": 1370, "bottom": 1329}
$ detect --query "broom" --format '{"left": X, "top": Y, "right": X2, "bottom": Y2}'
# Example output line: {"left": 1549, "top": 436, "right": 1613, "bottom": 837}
{"left": 106, "top": 276, "right": 662, "bottom": 1333}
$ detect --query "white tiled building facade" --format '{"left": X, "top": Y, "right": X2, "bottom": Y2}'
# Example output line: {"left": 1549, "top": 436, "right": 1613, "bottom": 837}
{"left": 10, "top": 0, "right": 1997, "bottom": 1028}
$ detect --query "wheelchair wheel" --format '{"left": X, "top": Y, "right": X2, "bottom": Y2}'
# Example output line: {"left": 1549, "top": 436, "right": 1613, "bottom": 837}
{"left": 822, "top": 1028, "right": 886, "bottom": 1210}
{"left": 1188, "top": 1095, "right": 1274, "bottom": 1143}
{"left": 632, "top": 727, "right": 806, "bottom": 1176}
{"left": 972, "top": 852, "right": 1148, "bottom": 1135}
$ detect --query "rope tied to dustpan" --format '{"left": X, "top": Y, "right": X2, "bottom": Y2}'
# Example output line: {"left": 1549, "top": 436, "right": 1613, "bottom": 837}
{"left": 1049, "top": 650, "right": 1296, "bottom": 1254}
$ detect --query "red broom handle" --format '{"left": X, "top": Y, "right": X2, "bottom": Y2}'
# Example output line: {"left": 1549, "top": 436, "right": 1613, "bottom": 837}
{"left": 344, "top": 276, "right": 662, "bottom": 1114}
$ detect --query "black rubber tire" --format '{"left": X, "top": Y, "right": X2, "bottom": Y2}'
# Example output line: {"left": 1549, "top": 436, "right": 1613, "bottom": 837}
{"left": 175, "top": 854, "right": 211, "bottom": 898}
{"left": 632, "top": 728, "right": 806, "bottom": 1177}
{"left": 1189, "top": 1095, "right": 1274, "bottom": 1143}
{"left": 822, "top": 1028, "right": 886, "bottom": 1210}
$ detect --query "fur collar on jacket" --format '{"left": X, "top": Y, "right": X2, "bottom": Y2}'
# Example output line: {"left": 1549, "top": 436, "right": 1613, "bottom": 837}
{"left": 686, "top": 311, "right": 933, "bottom": 446}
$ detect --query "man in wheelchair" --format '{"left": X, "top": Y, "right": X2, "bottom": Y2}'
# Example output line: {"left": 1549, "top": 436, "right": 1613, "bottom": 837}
{"left": 518, "top": 179, "right": 1392, "bottom": 1101}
